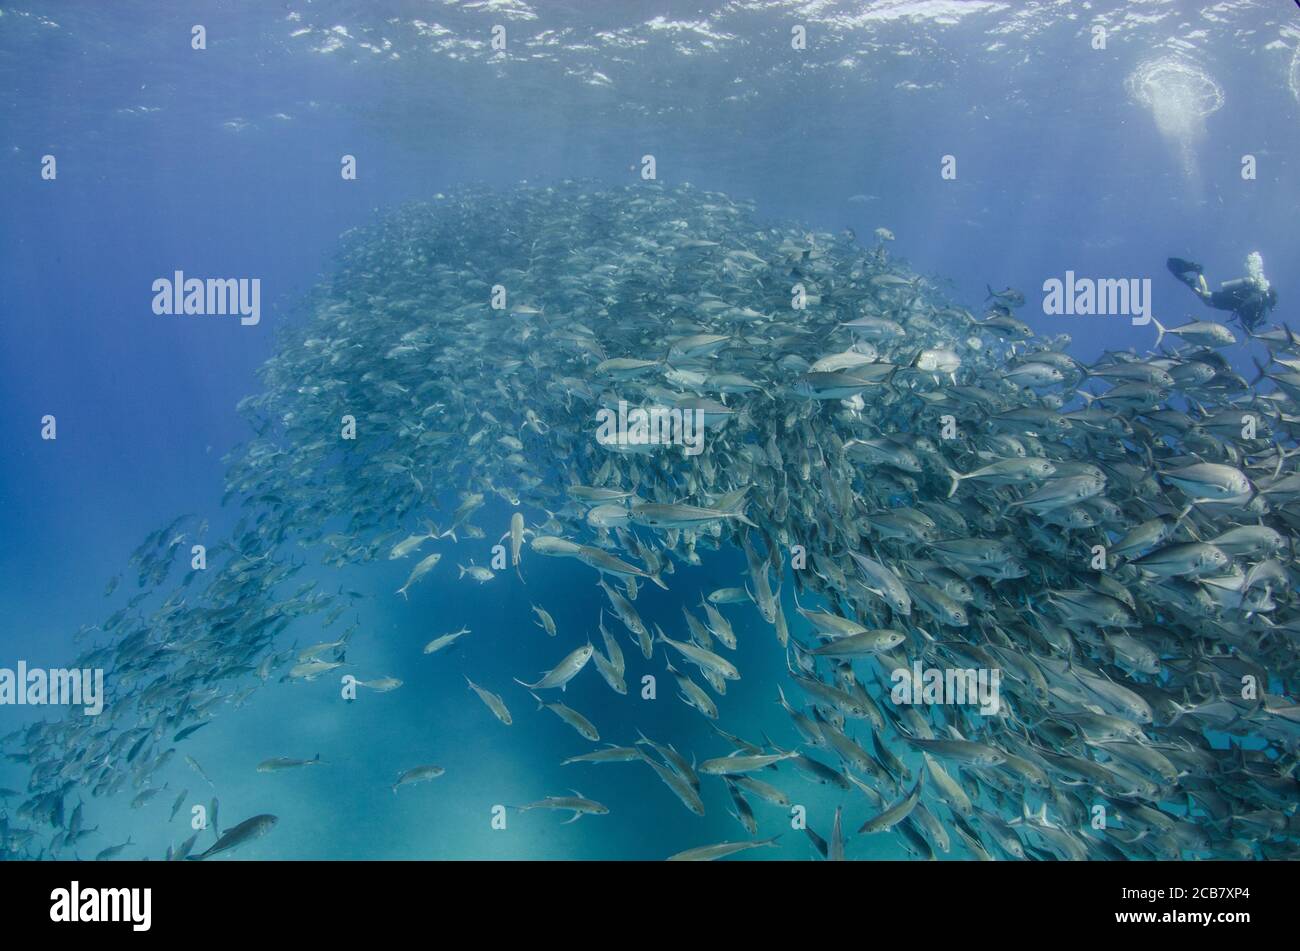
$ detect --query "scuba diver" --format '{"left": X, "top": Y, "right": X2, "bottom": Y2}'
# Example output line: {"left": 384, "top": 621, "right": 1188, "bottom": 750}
{"left": 1167, "top": 251, "right": 1278, "bottom": 333}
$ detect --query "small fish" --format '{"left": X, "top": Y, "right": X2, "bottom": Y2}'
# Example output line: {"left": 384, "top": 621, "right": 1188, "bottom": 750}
{"left": 396, "top": 551, "right": 443, "bottom": 599}
{"left": 698, "top": 751, "right": 799, "bottom": 775}
{"left": 391, "top": 764, "right": 446, "bottom": 793}
{"left": 466, "top": 677, "right": 513, "bottom": 725}
{"left": 289, "top": 658, "right": 345, "bottom": 680}
{"left": 457, "top": 562, "right": 496, "bottom": 583}
{"left": 562, "top": 746, "right": 643, "bottom": 765}
{"left": 94, "top": 837, "right": 134, "bottom": 861}
{"left": 170, "top": 831, "right": 200, "bottom": 861}
{"left": 388, "top": 522, "right": 440, "bottom": 560}
{"left": 173, "top": 721, "right": 211, "bottom": 743}
{"left": 707, "top": 587, "right": 750, "bottom": 604}
{"left": 531, "top": 692, "right": 600, "bottom": 741}
{"left": 257, "top": 753, "right": 325, "bottom": 772}
{"left": 517, "top": 792, "right": 609, "bottom": 823}
{"left": 858, "top": 775, "right": 924, "bottom": 834}
{"left": 185, "top": 755, "right": 215, "bottom": 787}
{"left": 531, "top": 604, "right": 557, "bottom": 636}
{"left": 188, "top": 814, "right": 278, "bottom": 861}
{"left": 667, "top": 836, "right": 781, "bottom": 862}
{"left": 423, "top": 626, "right": 471, "bottom": 654}
{"left": 358, "top": 677, "right": 403, "bottom": 692}
{"left": 514, "top": 644, "right": 594, "bottom": 691}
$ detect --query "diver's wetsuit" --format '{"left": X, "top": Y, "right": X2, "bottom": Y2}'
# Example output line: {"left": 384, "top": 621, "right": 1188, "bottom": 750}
{"left": 1166, "top": 257, "right": 1278, "bottom": 332}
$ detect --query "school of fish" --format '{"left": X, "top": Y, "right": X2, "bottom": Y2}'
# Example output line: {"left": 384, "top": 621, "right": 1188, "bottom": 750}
{"left": 3, "top": 181, "right": 1298, "bottom": 861}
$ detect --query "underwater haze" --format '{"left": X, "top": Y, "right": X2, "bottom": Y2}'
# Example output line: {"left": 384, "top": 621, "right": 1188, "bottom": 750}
{"left": 2, "top": 1, "right": 1299, "bottom": 862}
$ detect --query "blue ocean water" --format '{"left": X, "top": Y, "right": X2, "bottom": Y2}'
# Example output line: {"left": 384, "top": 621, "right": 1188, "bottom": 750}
{"left": 1, "top": 2, "right": 1298, "bottom": 860}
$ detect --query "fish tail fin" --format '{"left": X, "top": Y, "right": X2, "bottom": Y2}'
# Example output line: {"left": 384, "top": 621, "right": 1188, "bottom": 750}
{"left": 944, "top": 466, "right": 962, "bottom": 499}
{"left": 530, "top": 691, "right": 545, "bottom": 711}
{"left": 396, "top": 587, "right": 408, "bottom": 601}
{"left": 1151, "top": 316, "right": 1166, "bottom": 351}
{"left": 1249, "top": 356, "right": 1270, "bottom": 387}
{"left": 985, "top": 284, "right": 995, "bottom": 300}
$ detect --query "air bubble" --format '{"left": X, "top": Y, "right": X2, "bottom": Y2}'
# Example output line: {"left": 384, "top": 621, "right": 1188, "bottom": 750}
{"left": 1126, "top": 55, "right": 1224, "bottom": 179}
{"left": 1289, "top": 45, "right": 1300, "bottom": 106}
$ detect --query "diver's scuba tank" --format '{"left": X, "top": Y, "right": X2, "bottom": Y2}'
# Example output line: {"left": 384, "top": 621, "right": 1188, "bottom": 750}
{"left": 1218, "top": 252, "right": 1268, "bottom": 295}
